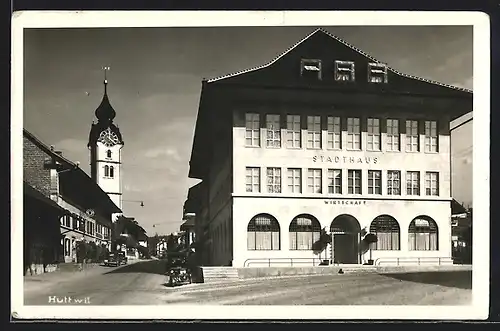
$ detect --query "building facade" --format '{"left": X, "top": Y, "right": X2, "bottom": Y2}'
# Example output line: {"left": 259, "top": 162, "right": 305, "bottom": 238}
{"left": 24, "top": 129, "right": 120, "bottom": 268}
{"left": 186, "top": 29, "right": 473, "bottom": 268}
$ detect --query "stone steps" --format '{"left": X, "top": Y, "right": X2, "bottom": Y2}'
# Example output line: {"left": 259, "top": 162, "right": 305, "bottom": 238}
{"left": 201, "top": 267, "right": 240, "bottom": 283}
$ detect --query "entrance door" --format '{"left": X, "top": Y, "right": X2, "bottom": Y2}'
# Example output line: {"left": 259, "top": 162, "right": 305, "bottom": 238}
{"left": 333, "top": 233, "right": 359, "bottom": 264}
{"left": 330, "top": 214, "right": 361, "bottom": 264}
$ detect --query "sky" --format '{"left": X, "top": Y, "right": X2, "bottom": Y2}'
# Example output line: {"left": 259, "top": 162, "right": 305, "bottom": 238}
{"left": 23, "top": 25, "right": 473, "bottom": 236}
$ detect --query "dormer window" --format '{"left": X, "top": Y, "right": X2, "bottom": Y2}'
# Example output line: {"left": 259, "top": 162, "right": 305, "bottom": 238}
{"left": 368, "top": 63, "right": 388, "bottom": 83}
{"left": 334, "top": 60, "right": 355, "bottom": 82}
{"left": 300, "top": 59, "right": 322, "bottom": 80}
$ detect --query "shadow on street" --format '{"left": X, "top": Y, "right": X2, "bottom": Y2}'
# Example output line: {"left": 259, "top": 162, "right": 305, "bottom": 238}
{"left": 381, "top": 270, "right": 472, "bottom": 290}
{"left": 104, "top": 260, "right": 166, "bottom": 275}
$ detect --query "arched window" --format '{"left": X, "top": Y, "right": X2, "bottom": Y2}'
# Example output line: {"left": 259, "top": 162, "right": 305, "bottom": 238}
{"left": 289, "top": 214, "right": 321, "bottom": 250}
{"left": 109, "top": 166, "right": 114, "bottom": 178}
{"left": 369, "top": 215, "right": 400, "bottom": 250}
{"left": 104, "top": 165, "right": 109, "bottom": 177}
{"left": 106, "top": 150, "right": 112, "bottom": 158}
{"left": 408, "top": 216, "right": 438, "bottom": 251}
{"left": 247, "top": 214, "right": 280, "bottom": 250}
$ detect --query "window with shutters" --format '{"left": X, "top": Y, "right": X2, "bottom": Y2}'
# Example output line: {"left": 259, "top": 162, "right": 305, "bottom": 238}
{"left": 367, "top": 118, "right": 381, "bottom": 151}
{"left": 347, "top": 118, "right": 361, "bottom": 150}
{"left": 386, "top": 119, "right": 400, "bottom": 151}
{"left": 405, "top": 120, "right": 419, "bottom": 152}
{"left": 266, "top": 114, "right": 281, "bottom": 148}
{"left": 286, "top": 115, "right": 301, "bottom": 148}
{"left": 307, "top": 116, "right": 322, "bottom": 149}
{"left": 424, "top": 120, "right": 438, "bottom": 152}
{"left": 245, "top": 113, "right": 260, "bottom": 147}
{"left": 327, "top": 116, "right": 341, "bottom": 150}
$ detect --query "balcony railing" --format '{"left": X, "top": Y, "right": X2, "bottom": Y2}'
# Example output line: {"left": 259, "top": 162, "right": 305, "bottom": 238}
{"left": 373, "top": 257, "right": 449, "bottom": 266}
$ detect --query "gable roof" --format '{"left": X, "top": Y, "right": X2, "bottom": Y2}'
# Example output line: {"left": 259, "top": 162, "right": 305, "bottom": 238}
{"left": 24, "top": 129, "right": 80, "bottom": 169}
{"left": 206, "top": 28, "right": 472, "bottom": 94}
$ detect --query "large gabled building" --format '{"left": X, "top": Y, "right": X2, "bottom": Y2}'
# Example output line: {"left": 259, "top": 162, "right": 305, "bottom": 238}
{"left": 185, "top": 28, "right": 472, "bottom": 268}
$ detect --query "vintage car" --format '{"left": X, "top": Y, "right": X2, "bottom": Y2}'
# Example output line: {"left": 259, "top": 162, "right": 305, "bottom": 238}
{"left": 103, "top": 252, "right": 120, "bottom": 267}
{"left": 165, "top": 251, "right": 192, "bottom": 287}
{"left": 117, "top": 251, "right": 128, "bottom": 265}
{"left": 167, "top": 266, "right": 192, "bottom": 287}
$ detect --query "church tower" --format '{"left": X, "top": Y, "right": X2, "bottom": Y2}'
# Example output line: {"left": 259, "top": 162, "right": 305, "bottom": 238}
{"left": 87, "top": 67, "right": 124, "bottom": 211}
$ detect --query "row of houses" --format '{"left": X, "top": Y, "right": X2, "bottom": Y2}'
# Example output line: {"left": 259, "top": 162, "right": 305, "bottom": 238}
{"left": 24, "top": 129, "right": 121, "bottom": 275}
{"left": 23, "top": 73, "right": 152, "bottom": 275}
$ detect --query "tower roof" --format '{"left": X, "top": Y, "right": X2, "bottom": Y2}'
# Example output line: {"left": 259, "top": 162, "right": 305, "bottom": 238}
{"left": 88, "top": 70, "right": 124, "bottom": 148}
{"left": 95, "top": 79, "right": 116, "bottom": 122}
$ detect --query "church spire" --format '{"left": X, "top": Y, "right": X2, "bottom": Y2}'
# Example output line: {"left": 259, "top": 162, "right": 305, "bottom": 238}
{"left": 103, "top": 66, "right": 109, "bottom": 95}
{"left": 95, "top": 66, "right": 116, "bottom": 122}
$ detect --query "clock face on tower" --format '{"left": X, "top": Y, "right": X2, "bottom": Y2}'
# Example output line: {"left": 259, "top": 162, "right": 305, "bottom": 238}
{"left": 98, "top": 128, "right": 120, "bottom": 147}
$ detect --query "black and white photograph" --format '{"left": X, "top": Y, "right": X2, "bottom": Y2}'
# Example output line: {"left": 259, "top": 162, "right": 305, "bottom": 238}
{"left": 11, "top": 11, "right": 489, "bottom": 320}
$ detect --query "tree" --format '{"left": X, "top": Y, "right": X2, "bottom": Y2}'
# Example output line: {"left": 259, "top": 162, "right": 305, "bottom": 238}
{"left": 167, "top": 233, "right": 181, "bottom": 252}
{"left": 112, "top": 215, "right": 147, "bottom": 251}
{"left": 148, "top": 234, "right": 160, "bottom": 257}
{"left": 312, "top": 227, "right": 332, "bottom": 261}
{"left": 363, "top": 233, "right": 378, "bottom": 264}
{"left": 75, "top": 241, "right": 87, "bottom": 263}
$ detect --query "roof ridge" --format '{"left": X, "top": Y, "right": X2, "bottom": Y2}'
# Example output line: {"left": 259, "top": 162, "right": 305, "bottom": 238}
{"left": 206, "top": 27, "right": 472, "bottom": 94}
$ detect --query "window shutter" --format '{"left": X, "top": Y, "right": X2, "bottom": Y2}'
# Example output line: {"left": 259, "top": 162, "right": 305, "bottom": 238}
{"left": 418, "top": 119, "right": 426, "bottom": 135}
{"left": 360, "top": 116, "right": 367, "bottom": 133}
{"left": 380, "top": 117, "right": 387, "bottom": 134}
{"left": 341, "top": 116, "right": 348, "bottom": 132}
{"left": 399, "top": 118, "right": 406, "bottom": 134}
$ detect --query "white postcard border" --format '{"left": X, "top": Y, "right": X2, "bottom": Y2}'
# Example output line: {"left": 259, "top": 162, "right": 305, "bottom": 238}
{"left": 11, "top": 10, "right": 490, "bottom": 320}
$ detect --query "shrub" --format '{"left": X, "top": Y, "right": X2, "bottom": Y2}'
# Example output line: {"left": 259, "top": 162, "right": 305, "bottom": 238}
{"left": 75, "top": 241, "right": 87, "bottom": 263}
